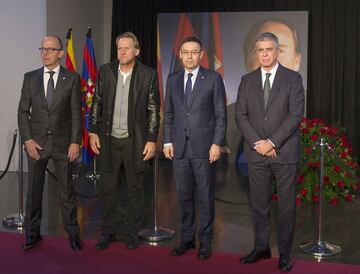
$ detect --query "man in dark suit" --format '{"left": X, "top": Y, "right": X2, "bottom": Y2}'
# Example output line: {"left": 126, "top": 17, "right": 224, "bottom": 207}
{"left": 163, "top": 36, "right": 227, "bottom": 259}
{"left": 235, "top": 32, "right": 304, "bottom": 272}
{"left": 18, "top": 35, "right": 82, "bottom": 251}
{"left": 89, "top": 32, "right": 160, "bottom": 250}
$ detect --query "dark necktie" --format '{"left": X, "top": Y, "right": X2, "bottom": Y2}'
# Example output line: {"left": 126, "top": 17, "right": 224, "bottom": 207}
{"left": 184, "top": 72, "right": 193, "bottom": 107}
{"left": 46, "top": 71, "right": 55, "bottom": 108}
{"left": 264, "top": 72, "right": 271, "bottom": 107}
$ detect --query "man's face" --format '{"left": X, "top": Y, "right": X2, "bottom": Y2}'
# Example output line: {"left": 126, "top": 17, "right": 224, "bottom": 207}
{"left": 247, "top": 22, "right": 301, "bottom": 72}
{"left": 179, "top": 41, "right": 203, "bottom": 71}
{"left": 40, "top": 37, "right": 63, "bottom": 70}
{"left": 256, "top": 40, "right": 279, "bottom": 71}
{"left": 117, "top": 37, "right": 139, "bottom": 66}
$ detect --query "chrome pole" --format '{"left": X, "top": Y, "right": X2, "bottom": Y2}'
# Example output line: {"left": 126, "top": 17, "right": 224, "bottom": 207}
{"left": 3, "top": 129, "right": 25, "bottom": 228}
{"left": 299, "top": 138, "right": 341, "bottom": 257}
{"left": 138, "top": 150, "right": 175, "bottom": 241}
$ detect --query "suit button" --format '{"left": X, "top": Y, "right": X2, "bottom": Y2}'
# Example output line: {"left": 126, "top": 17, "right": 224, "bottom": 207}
{"left": 264, "top": 117, "right": 268, "bottom": 120}
{"left": 187, "top": 113, "right": 190, "bottom": 116}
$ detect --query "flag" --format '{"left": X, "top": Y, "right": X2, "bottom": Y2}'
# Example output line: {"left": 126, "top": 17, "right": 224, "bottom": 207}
{"left": 168, "top": 13, "right": 224, "bottom": 78}
{"left": 65, "top": 27, "right": 76, "bottom": 72}
{"left": 81, "top": 27, "right": 97, "bottom": 165}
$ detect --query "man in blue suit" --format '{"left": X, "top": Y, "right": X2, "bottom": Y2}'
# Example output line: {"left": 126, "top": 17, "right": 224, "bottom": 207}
{"left": 163, "top": 36, "right": 227, "bottom": 259}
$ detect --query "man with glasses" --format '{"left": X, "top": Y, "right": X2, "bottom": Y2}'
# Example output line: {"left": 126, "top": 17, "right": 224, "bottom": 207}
{"left": 18, "top": 35, "right": 82, "bottom": 251}
{"left": 163, "top": 36, "right": 227, "bottom": 259}
{"left": 235, "top": 32, "right": 304, "bottom": 272}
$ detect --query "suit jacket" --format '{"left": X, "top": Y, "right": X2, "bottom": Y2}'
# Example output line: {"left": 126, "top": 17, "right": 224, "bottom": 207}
{"left": 89, "top": 60, "right": 160, "bottom": 172}
{"left": 235, "top": 64, "right": 304, "bottom": 163}
{"left": 18, "top": 66, "right": 82, "bottom": 153}
{"left": 163, "top": 66, "right": 227, "bottom": 159}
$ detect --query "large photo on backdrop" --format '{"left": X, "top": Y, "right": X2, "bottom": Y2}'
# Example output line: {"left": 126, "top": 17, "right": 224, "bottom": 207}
{"left": 157, "top": 11, "right": 308, "bottom": 163}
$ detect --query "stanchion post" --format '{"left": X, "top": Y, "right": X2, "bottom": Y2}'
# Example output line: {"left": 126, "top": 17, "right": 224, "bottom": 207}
{"left": 3, "top": 129, "right": 25, "bottom": 228}
{"left": 138, "top": 151, "right": 175, "bottom": 242}
{"left": 299, "top": 138, "right": 341, "bottom": 257}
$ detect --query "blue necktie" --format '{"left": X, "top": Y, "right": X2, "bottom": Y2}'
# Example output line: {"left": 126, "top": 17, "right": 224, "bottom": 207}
{"left": 264, "top": 72, "right": 271, "bottom": 107}
{"left": 184, "top": 73, "right": 193, "bottom": 107}
{"left": 46, "top": 71, "right": 55, "bottom": 108}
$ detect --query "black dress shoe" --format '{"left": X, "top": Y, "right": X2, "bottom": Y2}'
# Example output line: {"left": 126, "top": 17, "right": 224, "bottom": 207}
{"left": 198, "top": 243, "right": 212, "bottom": 259}
{"left": 239, "top": 249, "right": 271, "bottom": 264}
{"left": 171, "top": 241, "right": 195, "bottom": 256}
{"left": 22, "top": 235, "right": 43, "bottom": 251}
{"left": 279, "top": 255, "right": 293, "bottom": 272}
{"left": 69, "top": 235, "right": 83, "bottom": 251}
{"left": 95, "top": 234, "right": 115, "bottom": 250}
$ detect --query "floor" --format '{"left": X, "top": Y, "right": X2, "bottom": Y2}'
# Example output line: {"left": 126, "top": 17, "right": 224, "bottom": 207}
{"left": 0, "top": 160, "right": 359, "bottom": 265}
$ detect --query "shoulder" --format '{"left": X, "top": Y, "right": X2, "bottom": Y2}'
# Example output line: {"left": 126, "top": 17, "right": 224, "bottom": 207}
{"left": 241, "top": 67, "right": 260, "bottom": 82}
{"left": 135, "top": 61, "right": 156, "bottom": 76}
{"left": 278, "top": 64, "right": 302, "bottom": 80}
{"left": 24, "top": 67, "right": 42, "bottom": 78}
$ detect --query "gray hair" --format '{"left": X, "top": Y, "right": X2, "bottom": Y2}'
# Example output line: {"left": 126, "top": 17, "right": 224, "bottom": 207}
{"left": 255, "top": 32, "right": 279, "bottom": 49}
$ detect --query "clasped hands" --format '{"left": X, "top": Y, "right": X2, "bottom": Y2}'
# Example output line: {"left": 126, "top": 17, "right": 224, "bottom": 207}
{"left": 254, "top": 139, "right": 277, "bottom": 158}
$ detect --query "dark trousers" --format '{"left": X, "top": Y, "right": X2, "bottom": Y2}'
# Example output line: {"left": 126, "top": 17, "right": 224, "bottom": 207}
{"left": 99, "top": 136, "right": 144, "bottom": 241}
{"left": 248, "top": 161, "right": 297, "bottom": 256}
{"left": 25, "top": 138, "right": 79, "bottom": 237}
{"left": 173, "top": 139, "right": 215, "bottom": 244}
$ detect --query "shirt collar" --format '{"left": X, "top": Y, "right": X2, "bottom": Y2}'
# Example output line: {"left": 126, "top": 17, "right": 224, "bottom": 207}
{"left": 261, "top": 62, "right": 278, "bottom": 78}
{"left": 184, "top": 66, "right": 200, "bottom": 78}
{"left": 44, "top": 65, "right": 60, "bottom": 74}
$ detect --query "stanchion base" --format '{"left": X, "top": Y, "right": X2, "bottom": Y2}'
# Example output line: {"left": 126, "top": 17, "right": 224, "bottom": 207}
{"left": 3, "top": 214, "right": 25, "bottom": 228}
{"left": 138, "top": 226, "right": 175, "bottom": 242}
{"left": 299, "top": 240, "right": 341, "bottom": 257}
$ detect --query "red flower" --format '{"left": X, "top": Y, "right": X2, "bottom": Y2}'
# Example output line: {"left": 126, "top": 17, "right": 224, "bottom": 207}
{"left": 324, "top": 176, "right": 330, "bottom": 185}
{"left": 330, "top": 197, "right": 339, "bottom": 206}
{"left": 320, "top": 127, "right": 326, "bottom": 134}
{"left": 314, "top": 185, "right": 320, "bottom": 192}
{"left": 297, "top": 175, "right": 304, "bottom": 184}
{"left": 333, "top": 165, "right": 342, "bottom": 172}
{"left": 315, "top": 161, "right": 321, "bottom": 168}
{"left": 345, "top": 194, "right": 353, "bottom": 202}
{"left": 313, "top": 195, "right": 320, "bottom": 203}
{"left": 332, "top": 127, "right": 339, "bottom": 135}
{"left": 302, "top": 128, "right": 309, "bottom": 134}
{"left": 306, "top": 147, "right": 312, "bottom": 154}
{"left": 300, "top": 188, "right": 308, "bottom": 197}
{"left": 340, "top": 151, "right": 348, "bottom": 158}
{"left": 337, "top": 181, "right": 345, "bottom": 188}
{"left": 310, "top": 135, "right": 318, "bottom": 141}
{"left": 296, "top": 197, "right": 302, "bottom": 206}
{"left": 271, "top": 193, "right": 278, "bottom": 201}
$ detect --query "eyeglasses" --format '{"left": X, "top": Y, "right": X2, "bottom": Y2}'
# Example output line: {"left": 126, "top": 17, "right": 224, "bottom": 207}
{"left": 181, "top": 50, "right": 201, "bottom": 56}
{"left": 39, "top": 47, "right": 62, "bottom": 54}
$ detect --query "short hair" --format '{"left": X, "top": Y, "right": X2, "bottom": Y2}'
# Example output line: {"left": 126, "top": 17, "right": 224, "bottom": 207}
{"left": 180, "top": 36, "right": 203, "bottom": 50}
{"left": 45, "top": 35, "right": 63, "bottom": 50}
{"left": 243, "top": 19, "right": 301, "bottom": 69}
{"left": 115, "top": 31, "right": 140, "bottom": 49}
{"left": 255, "top": 32, "right": 279, "bottom": 49}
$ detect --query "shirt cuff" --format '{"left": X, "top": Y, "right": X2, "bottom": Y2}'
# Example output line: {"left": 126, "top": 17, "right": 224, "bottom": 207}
{"left": 163, "top": 143, "right": 172, "bottom": 147}
{"left": 267, "top": 139, "right": 275, "bottom": 148}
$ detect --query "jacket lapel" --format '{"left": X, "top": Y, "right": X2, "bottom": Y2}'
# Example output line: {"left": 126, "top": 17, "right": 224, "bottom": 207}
{"left": 264, "top": 64, "right": 282, "bottom": 113}
{"left": 188, "top": 66, "right": 206, "bottom": 109}
{"left": 49, "top": 66, "right": 66, "bottom": 112}
{"left": 37, "top": 68, "right": 47, "bottom": 108}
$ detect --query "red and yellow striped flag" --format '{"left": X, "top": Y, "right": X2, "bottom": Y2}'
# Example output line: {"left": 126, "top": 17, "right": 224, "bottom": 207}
{"left": 65, "top": 27, "right": 76, "bottom": 72}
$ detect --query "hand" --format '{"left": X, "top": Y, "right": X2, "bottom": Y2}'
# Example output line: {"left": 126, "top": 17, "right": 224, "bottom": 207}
{"left": 254, "top": 139, "right": 273, "bottom": 156}
{"left": 89, "top": 133, "right": 101, "bottom": 155}
{"left": 163, "top": 144, "right": 174, "bottom": 160}
{"left": 24, "top": 139, "right": 43, "bottom": 160}
{"left": 209, "top": 144, "right": 221, "bottom": 163}
{"left": 68, "top": 143, "right": 80, "bottom": 162}
{"left": 143, "top": 141, "right": 156, "bottom": 161}
{"left": 265, "top": 148, "right": 277, "bottom": 158}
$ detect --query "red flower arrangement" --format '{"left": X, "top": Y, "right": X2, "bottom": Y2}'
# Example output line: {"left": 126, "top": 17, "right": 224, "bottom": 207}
{"left": 294, "top": 117, "right": 359, "bottom": 205}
